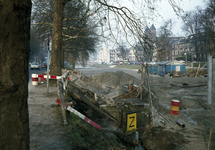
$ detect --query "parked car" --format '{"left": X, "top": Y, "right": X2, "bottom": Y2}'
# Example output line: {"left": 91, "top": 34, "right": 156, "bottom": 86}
{"left": 113, "top": 61, "right": 119, "bottom": 65}
{"left": 129, "top": 61, "right": 135, "bottom": 65}
{"left": 119, "top": 61, "right": 123, "bottom": 65}
{"left": 31, "top": 62, "right": 40, "bottom": 70}
{"left": 41, "top": 63, "right": 47, "bottom": 68}
{"left": 135, "top": 62, "right": 141, "bottom": 65}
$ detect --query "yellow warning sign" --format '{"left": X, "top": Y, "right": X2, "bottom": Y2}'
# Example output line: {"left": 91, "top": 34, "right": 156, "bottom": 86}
{"left": 126, "top": 112, "right": 137, "bottom": 134}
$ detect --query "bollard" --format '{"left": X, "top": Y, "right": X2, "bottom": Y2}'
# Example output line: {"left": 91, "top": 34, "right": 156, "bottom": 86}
{"left": 38, "top": 77, "right": 41, "bottom": 84}
{"left": 170, "top": 100, "right": 180, "bottom": 115}
{"left": 32, "top": 74, "right": 38, "bottom": 85}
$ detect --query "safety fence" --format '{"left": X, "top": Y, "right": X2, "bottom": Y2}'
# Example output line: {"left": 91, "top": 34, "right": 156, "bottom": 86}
{"left": 31, "top": 71, "right": 102, "bottom": 129}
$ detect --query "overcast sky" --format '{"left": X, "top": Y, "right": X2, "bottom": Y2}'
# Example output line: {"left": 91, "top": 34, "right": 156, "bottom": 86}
{"left": 97, "top": 0, "right": 208, "bottom": 53}
{"left": 153, "top": 0, "right": 206, "bottom": 36}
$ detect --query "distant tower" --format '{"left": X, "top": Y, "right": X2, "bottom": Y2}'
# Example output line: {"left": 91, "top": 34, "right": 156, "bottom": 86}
{"left": 150, "top": 24, "right": 156, "bottom": 42}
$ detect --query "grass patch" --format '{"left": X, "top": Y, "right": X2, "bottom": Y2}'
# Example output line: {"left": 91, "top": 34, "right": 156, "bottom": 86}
{"left": 115, "top": 65, "right": 141, "bottom": 70}
{"left": 91, "top": 64, "right": 111, "bottom": 68}
{"left": 66, "top": 113, "right": 127, "bottom": 150}
{"left": 84, "top": 95, "right": 94, "bottom": 103}
{"left": 185, "top": 68, "right": 197, "bottom": 74}
{"left": 54, "top": 106, "right": 62, "bottom": 116}
{"left": 185, "top": 68, "right": 207, "bottom": 76}
{"left": 54, "top": 96, "right": 131, "bottom": 149}
{"left": 192, "top": 62, "right": 207, "bottom": 67}
{"left": 65, "top": 65, "right": 74, "bottom": 71}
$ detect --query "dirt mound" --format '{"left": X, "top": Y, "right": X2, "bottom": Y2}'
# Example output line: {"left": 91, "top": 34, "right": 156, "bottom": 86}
{"left": 92, "top": 71, "right": 140, "bottom": 86}
{"left": 74, "top": 71, "right": 140, "bottom": 97}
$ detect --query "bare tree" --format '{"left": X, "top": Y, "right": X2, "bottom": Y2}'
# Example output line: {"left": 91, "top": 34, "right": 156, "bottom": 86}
{"left": 0, "top": 0, "right": 32, "bottom": 149}
{"left": 157, "top": 19, "right": 173, "bottom": 61}
{"left": 181, "top": 2, "right": 215, "bottom": 61}
{"left": 31, "top": 0, "right": 99, "bottom": 71}
{"left": 116, "top": 42, "right": 130, "bottom": 61}
{"left": 32, "top": 0, "right": 184, "bottom": 77}
{"left": 201, "top": 0, "right": 215, "bottom": 57}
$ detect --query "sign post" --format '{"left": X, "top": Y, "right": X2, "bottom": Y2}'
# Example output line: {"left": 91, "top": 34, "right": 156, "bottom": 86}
{"left": 47, "top": 33, "right": 50, "bottom": 94}
{"left": 126, "top": 112, "right": 137, "bottom": 134}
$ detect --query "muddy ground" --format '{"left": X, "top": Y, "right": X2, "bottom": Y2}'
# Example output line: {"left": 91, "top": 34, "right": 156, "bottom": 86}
{"left": 75, "top": 67, "right": 215, "bottom": 150}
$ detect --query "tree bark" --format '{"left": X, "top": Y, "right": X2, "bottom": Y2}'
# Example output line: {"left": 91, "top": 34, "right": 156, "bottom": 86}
{"left": 61, "top": 49, "right": 64, "bottom": 68}
{"left": 0, "top": 1, "right": 31, "bottom": 149}
{"left": 72, "top": 61, "right": 76, "bottom": 69}
{"left": 50, "top": 0, "right": 65, "bottom": 86}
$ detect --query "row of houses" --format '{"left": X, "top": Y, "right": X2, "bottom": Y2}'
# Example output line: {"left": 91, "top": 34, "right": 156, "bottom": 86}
{"left": 98, "top": 47, "right": 136, "bottom": 64}
{"left": 99, "top": 25, "right": 209, "bottom": 64}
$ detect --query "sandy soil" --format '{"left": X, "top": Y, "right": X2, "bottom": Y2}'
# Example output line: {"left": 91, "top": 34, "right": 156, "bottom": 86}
{"left": 28, "top": 83, "right": 72, "bottom": 150}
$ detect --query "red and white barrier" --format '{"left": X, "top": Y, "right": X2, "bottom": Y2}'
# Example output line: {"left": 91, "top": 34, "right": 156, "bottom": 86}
{"left": 56, "top": 99, "right": 102, "bottom": 130}
{"left": 32, "top": 74, "right": 67, "bottom": 85}
{"left": 38, "top": 74, "right": 61, "bottom": 79}
{"left": 32, "top": 74, "right": 38, "bottom": 85}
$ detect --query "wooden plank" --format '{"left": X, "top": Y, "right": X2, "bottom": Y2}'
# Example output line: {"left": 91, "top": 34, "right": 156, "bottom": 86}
{"left": 208, "top": 128, "right": 212, "bottom": 150}
{"left": 195, "top": 63, "right": 200, "bottom": 77}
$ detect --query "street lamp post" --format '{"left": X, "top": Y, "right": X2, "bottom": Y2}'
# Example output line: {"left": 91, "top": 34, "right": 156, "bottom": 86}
{"left": 184, "top": 53, "right": 187, "bottom": 64}
{"left": 47, "top": 33, "right": 50, "bottom": 94}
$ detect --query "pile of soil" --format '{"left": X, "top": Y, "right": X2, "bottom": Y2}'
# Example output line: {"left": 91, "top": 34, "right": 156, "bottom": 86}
{"left": 92, "top": 71, "right": 140, "bottom": 86}
{"left": 72, "top": 71, "right": 141, "bottom": 98}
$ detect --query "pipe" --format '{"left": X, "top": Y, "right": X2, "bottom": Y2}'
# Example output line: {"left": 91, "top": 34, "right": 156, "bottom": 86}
{"left": 176, "top": 120, "right": 185, "bottom": 128}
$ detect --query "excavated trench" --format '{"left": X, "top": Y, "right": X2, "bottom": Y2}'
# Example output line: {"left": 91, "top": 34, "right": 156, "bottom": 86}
{"left": 66, "top": 71, "right": 187, "bottom": 150}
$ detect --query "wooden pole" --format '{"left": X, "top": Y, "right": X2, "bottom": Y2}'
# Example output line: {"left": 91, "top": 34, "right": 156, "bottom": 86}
{"left": 195, "top": 63, "right": 200, "bottom": 78}
{"left": 146, "top": 64, "right": 154, "bottom": 128}
{"left": 140, "top": 64, "right": 144, "bottom": 101}
{"left": 120, "top": 78, "right": 122, "bottom": 99}
{"left": 79, "top": 71, "right": 81, "bottom": 80}
{"left": 207, "top": 128, "right": 212, "bottom": 150}
{"left": 94, "top": 93, "right": 97, "bottom": 101}
{"left": 128, "top": 78, "right": 130, "bottom": 91}
{"left": 129, "top": 78, "right": 132, "bottom": 98}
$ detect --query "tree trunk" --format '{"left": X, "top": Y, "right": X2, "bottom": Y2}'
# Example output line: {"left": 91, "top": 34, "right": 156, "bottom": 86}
{"left": 72, "top": 61, "right": 76, "bottom": 69}
{"left": 0, "top": 1, "right": 31, "bottom": 149}
{"left": 50, "top": 0, "right": 65, "bottom": 86}
{"left": 61, "top": 49, "right": 64, "bottom": 68}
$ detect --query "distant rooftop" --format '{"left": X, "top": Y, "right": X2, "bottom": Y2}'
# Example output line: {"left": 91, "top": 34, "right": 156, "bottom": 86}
{"left": 145, "top": 26, "right": 150, "bottom": 32}
{"left": 150, "top": 24, "right": 156, "bottom": 30}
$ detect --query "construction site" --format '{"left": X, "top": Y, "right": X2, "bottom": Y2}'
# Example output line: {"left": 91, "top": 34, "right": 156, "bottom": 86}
{"left": 28, "top": 61, "right": 215, "bottom": 150}
{"left": 53, "top": 60, "right": 214, "bottom": 150}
